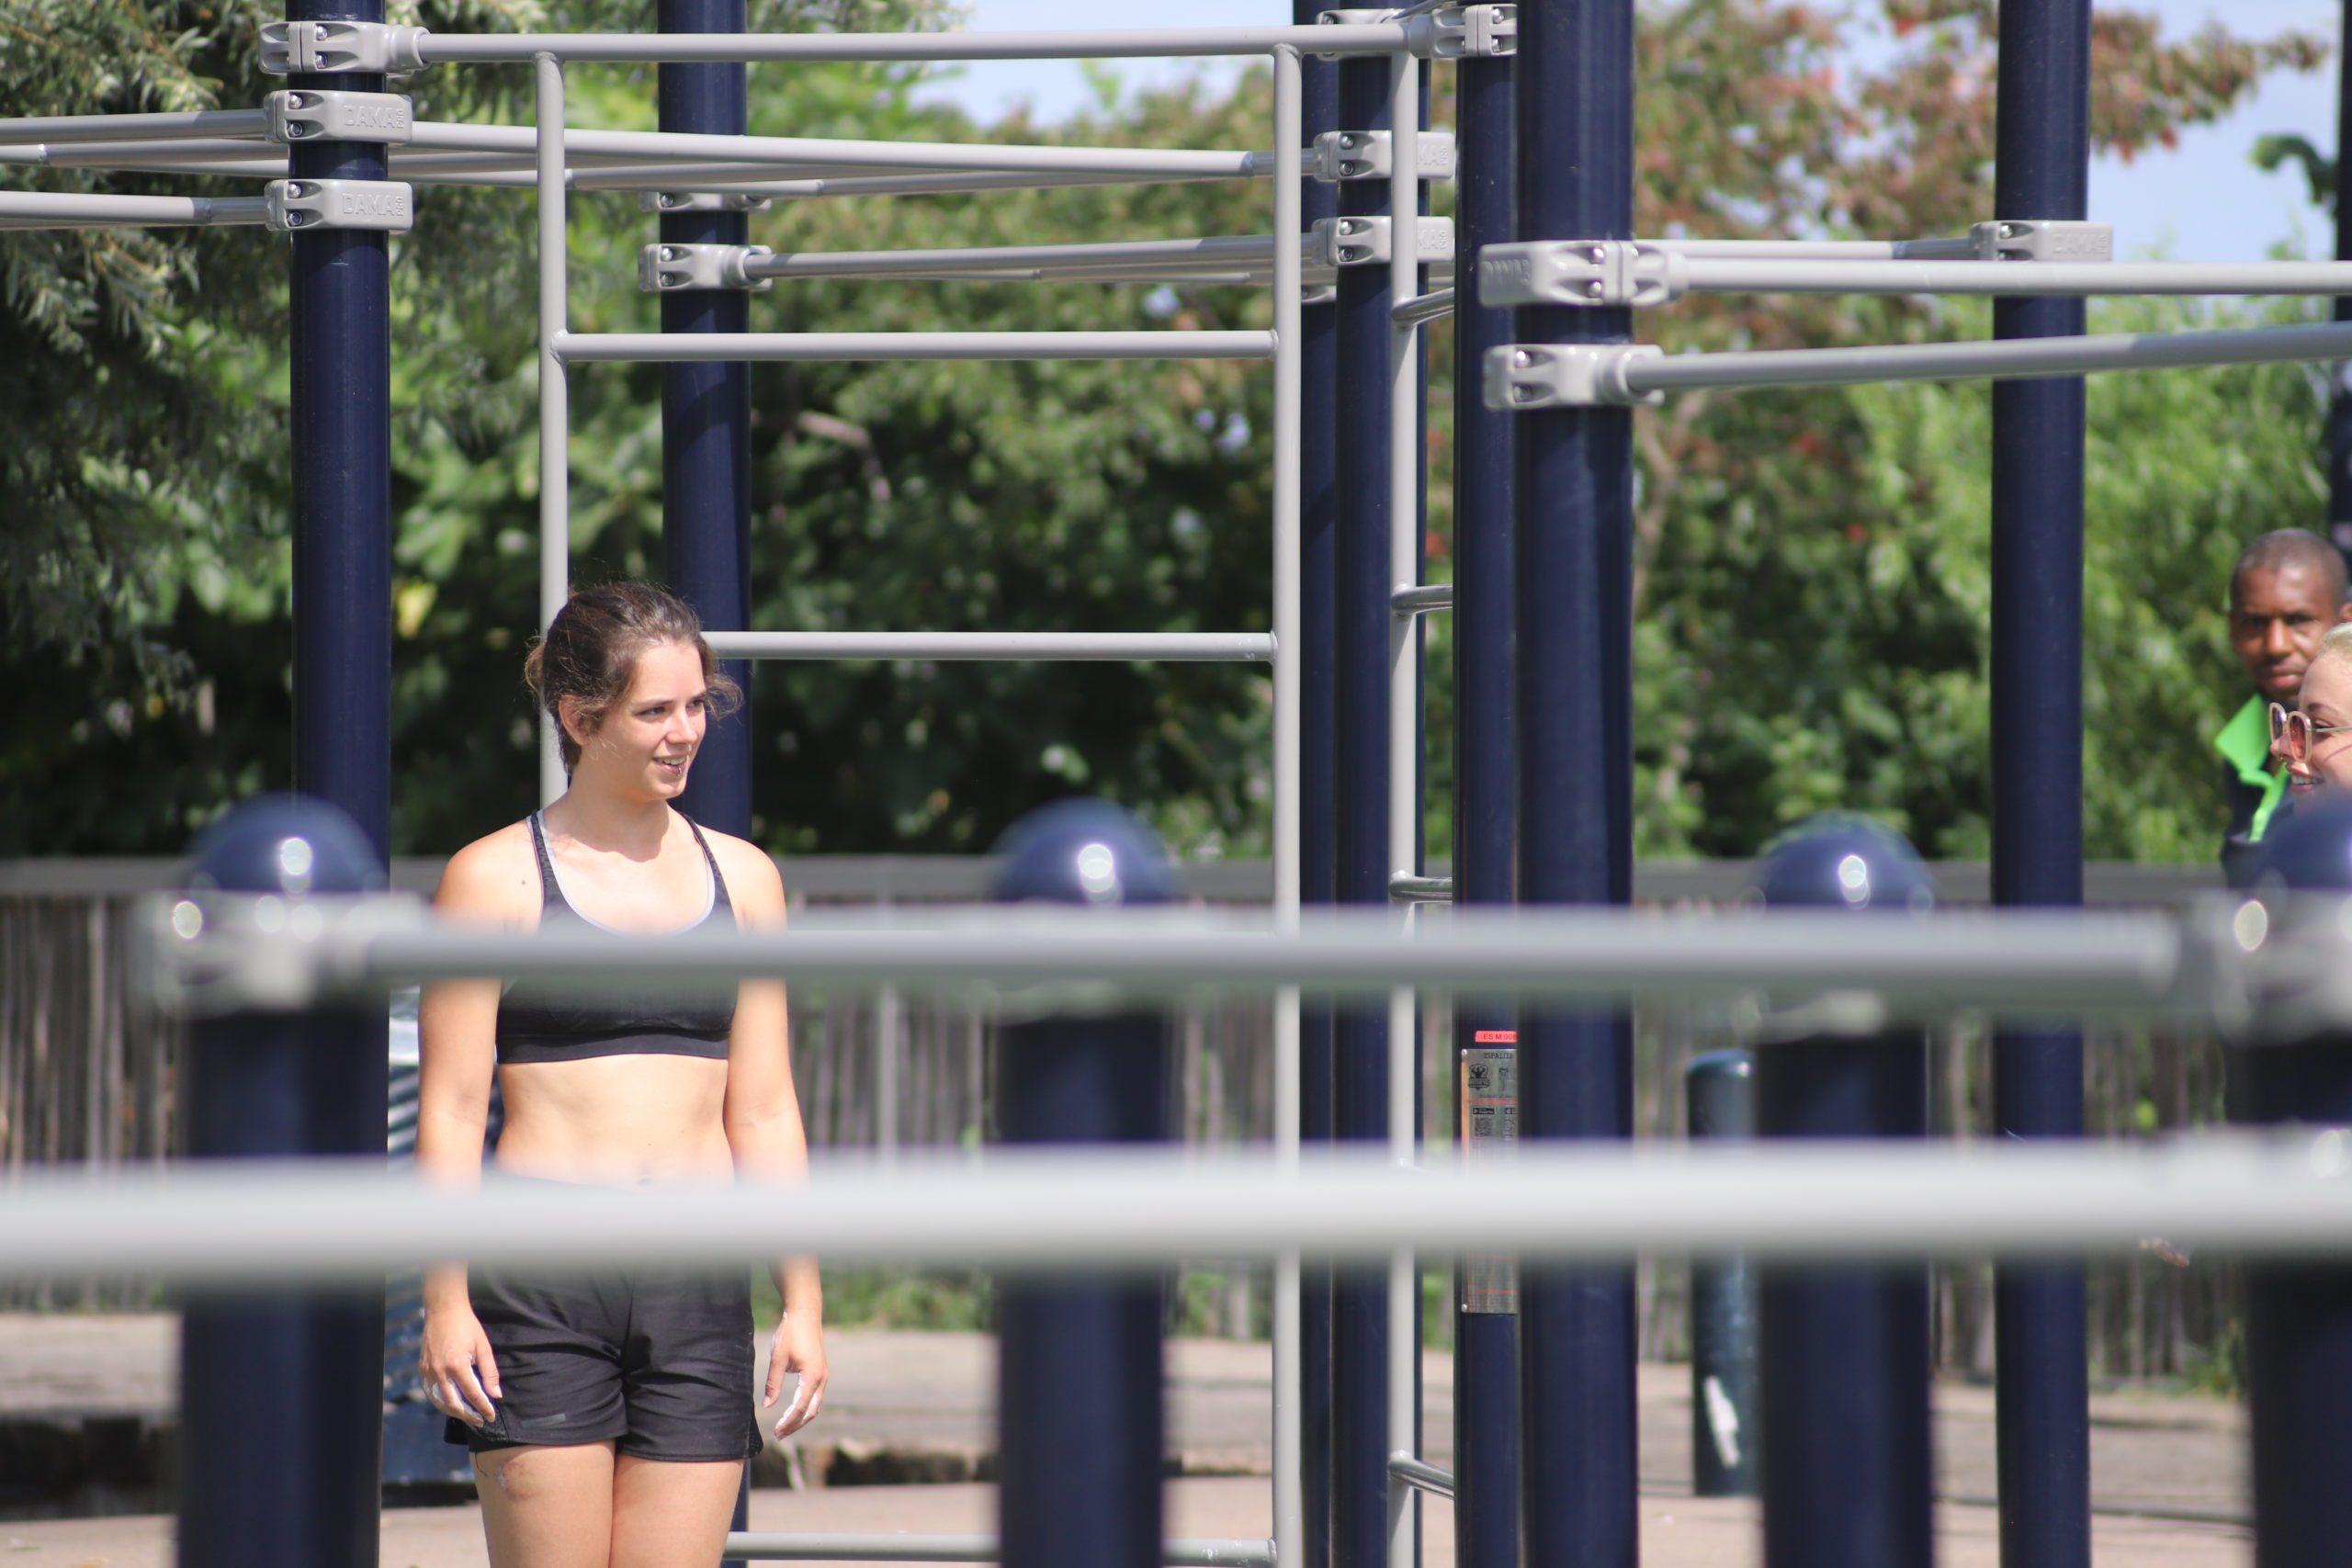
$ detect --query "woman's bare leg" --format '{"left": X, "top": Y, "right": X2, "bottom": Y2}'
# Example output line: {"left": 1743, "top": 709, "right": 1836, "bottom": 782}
{"left": 477, "top": 1442, "right": 618, "bottom": 1568}
{"left": 608, "top": 1455, "right": 746, "bottom": 1568}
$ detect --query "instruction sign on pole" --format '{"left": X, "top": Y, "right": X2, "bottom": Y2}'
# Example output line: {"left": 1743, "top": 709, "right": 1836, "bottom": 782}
{"left": 1459, "top": 1032, "right": 1517, "bottom": 1314}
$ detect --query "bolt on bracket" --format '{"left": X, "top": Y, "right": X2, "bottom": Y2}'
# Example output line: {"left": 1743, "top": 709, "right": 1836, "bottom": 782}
{"left": 1311, "top": 214, "right": 1455, "bottom": 268}
{"left": 259, "top": 20, "right": 433, "bottom": 76}
{"left": 1311, "top": 130, "right": 1458, "bottom": 183}
{"left": 1483, "top": 343, "right": 1664, "bottom": 410}
{"left": 637, "top": 243, "right": 775, "bottom": 293}
{"left": 638, "top": 191, "right": 775, "bottom": 215}
{"left": 1972, "top": 219, "right": 2113, "bottom": 263}
{"left": 1478, "top": 240, "right": 1688, "bottom": 309}
{"left": 263, "top": 177, "right": 413, "bottom": 232}
{"left": 264, "top": 89, "right": 414, "bottom": 145}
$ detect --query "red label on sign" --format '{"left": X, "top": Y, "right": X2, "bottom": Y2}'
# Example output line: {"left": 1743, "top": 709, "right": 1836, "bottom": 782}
{"left": 1473, "top": 1030, "right": 1518, "bottom": 1043}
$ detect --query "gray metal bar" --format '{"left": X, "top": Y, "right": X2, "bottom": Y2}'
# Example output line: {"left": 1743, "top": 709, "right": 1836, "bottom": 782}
{"left": 536, "top": 54, "right": 570, "bottom": 804}
{"left": 1619, "top": 317, "right": 2352, "bottom": 398}
{"left": 0, "top": 108, "right": 271, "bottom": 144}
{"left": 0, "top": 190, "right": 268, "bottom": 226}
{"left": 166, "top": 904, "right": 2200, "bottom": 1013}
{"left": 743, "top": 234, "right": 1304, "bottom": 280}
{"left": 1388, "top": 874, "right": 1453, "bottom": 903}
{"left": 701, "top": 631, "right": 1274, "bottom": 661}
{"left": 1387, "top": 1454, "right": 1457, "bottom": 1500}
{"left": 721, "top": 1533, "right": 1276, "bottom": 1566}
{"left": 1393, "top": 286, "right": 1453, "bottom": 327}
{"left": 419, "top": 25, "right": 1412, "bottom": 63}
{"left": 403, "top": 119, "right": 1265, "bottom": 178}
{"left": 1681, "top": 257, "right": 2352, "bottom": 297}
{"left": 0, "top": 136, "right": 283, "bottom": 166}
{"left": 1389, "top": 584, "right": 1451, "bottom": 615}
{"left": 19, "top": 1136, "right": 2352, "bottom": 1280}
{"left": 1649, "top": 236, "right": 1978, "bottom": 260}
{"left": 1271, "top": 51, "right": 1307, "bottom": 1568}
{"left": 557, "top": 331, "right": 1274, "bottom": 363}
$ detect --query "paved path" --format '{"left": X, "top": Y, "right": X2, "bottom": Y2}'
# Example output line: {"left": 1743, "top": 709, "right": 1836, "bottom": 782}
{"left": 0, "top": 1476, "right": 2255, "bottom": 1567}
{"left": 0, "top": 1314, "right": 2253, "bottom": 1562}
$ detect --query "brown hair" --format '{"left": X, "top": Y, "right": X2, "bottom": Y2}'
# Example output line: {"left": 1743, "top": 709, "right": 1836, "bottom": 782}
{"left": 524, "top": 581, "right": 742, "bottom": 773}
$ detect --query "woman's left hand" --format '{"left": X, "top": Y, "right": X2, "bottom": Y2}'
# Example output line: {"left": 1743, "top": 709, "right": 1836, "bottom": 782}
{"left": 763, "top": 1311, "right": 828, "bottom": 1439}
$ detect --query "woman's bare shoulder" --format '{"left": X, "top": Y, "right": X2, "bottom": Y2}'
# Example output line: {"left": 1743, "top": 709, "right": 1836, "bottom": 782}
{"left": 435, "top": 821, "right": 541, "bottom": 924}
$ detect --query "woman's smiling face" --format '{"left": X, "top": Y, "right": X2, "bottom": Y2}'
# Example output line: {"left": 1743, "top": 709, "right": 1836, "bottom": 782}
{"left": 2291, "top": 654, "right": 2352, "bottom": 795}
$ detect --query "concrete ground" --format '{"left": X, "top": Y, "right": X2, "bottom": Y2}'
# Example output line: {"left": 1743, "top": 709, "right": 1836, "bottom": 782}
{"left": 0, "top": 1315, "right": 2254, "bottom": 1565}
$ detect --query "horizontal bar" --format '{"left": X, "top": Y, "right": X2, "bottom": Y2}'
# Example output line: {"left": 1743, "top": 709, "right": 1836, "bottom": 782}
{"left": 158, "top": 902, "right": 2203, "bottom": 1014}
{"left": 1387, "top": 874, "right": 1453, "bottom": 903}
{"left": 419, "top": 25, "right": 1412, "bottom": 63}
{"left": 1386, "top": 1454, "right": 1456, "bottom": 1501}
{"left": 702, "top": 631, "right": 1274, "bottom": 661}
{"left": 557, "top": 330, "right": 1275, "bottom": 363}
{"left": 1392, "top": 287, "right": 1453, "bottom": 328}
{"left": 1681, "top": 257, "right": 2352, "bottom": 298}
{"left": 0, "top": 136, "right": 282, "bottom": 168}
{"left": 1622, "top": 317, "right": 2352, "bottom": 398}
{"left": 1645, "top": 237, "right": 1980, "bottom": 260}
{"left": 14, "top": 1135, "right": 2352, "bottom": 1280}
{"left": 721, "top": 1533, "right": 1275, "bottom": 1566}
{"left": 0, "top": 190, "right": 267, "bottom": 227}
{"left": 744, "top": 234, "right": 1305, "bottom": 280}
{"left": 0, "top": 108, "right": 270, "bottom": 146}
{"left": 1389, "top": 584, "right": 1452, "bottom": 615}
{"left": 403, "top": 119, "right": 1268, "bottom": 179}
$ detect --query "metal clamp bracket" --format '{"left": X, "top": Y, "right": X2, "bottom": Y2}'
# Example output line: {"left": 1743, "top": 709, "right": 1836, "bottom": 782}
{"left": 1312, "top": 215, "right": 1455, "bottom": 268}
{"left": 264, "top": 88, "right": 413, "bottom": 145}
{"left": 1478, "top": 240, "right": 1688, "bottom": 308}
{"left": 1971, "top": 219, "right": 2113, "bottom": 263}
{"left": 638, "top": 191, "right": 775, "bottom": 215}
{"left": 1405, "top": 4, "right": 1518, "bottom": 58}
{"left": 637, "top": 243, "right": 775, "bottom": 293}
{"left": 1483, "top": 343, "right": 1664, "bottom": 409}
{"left": 259, "top": 20, "right": 433, "bottom": 76}
{"left": 263, "top": 177, "right": 413, "bottom": 232}
{"left": 1311, "top": 130, "right": 1458, "bottom": 183}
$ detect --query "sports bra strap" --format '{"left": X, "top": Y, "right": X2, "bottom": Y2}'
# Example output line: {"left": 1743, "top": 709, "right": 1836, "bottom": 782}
{"left": 526, "top": 811, "right": 562, "bottom": 908}
{"left": 680, "top": 814, "right": 728, "bottom": 888}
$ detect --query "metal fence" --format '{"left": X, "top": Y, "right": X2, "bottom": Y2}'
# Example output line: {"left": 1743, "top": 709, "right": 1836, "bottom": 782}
{"left": 0, "top": 858, "right": 2235, "bottom": 1378}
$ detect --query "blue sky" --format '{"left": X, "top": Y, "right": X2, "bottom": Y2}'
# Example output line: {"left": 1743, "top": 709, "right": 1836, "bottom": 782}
{"left": 913, "top": 0, "right": 2343, "bottom": 262}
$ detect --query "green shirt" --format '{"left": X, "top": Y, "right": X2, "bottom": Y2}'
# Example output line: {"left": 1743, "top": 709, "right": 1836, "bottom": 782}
{"left": 2216, "top": 694, "right": 2289, "bottom": 845}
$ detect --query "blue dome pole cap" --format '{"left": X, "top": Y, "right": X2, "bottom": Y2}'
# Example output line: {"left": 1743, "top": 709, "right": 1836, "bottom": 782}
{"left": 1751, "top": 814, "right": 1935, "bottom": 913}
{"left": 187, "top": 794, "right": 387, "bottom": 897}
{"left": 991, "top": 798, "right": 1176, "bottom": 908}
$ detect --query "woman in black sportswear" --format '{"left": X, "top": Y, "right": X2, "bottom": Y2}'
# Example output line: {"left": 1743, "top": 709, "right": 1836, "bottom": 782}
{"left": 416, "top": 581, "right": 825, "bottom": 1567}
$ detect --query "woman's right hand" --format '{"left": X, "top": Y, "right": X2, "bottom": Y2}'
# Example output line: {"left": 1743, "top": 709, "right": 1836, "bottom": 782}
{"left": 420, "top": 1303, "right": 502, "bottom": 1427}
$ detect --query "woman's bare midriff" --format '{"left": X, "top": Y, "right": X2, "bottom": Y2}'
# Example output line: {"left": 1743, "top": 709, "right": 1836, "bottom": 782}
{"left": 492, "top": 1054, "right": 735, "bottom": 1184}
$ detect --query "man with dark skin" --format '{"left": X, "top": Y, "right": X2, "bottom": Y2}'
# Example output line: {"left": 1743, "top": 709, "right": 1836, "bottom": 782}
{"left": 2219, "top": 529, "right": 2352, "bottom": 883}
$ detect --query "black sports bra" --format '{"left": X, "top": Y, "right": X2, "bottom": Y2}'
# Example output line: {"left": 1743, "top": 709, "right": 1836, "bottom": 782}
{"left": 495, "top": 811, "right": 740, "bottom": 1066}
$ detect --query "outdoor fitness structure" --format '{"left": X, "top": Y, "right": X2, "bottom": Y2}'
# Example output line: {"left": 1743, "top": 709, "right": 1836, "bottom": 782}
{"left": 18, "top": 0, "right": 2352, "bottom": 1566}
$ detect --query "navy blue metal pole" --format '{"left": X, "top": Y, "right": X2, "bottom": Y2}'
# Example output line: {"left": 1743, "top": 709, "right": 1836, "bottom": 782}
{"left": 1511, "top": 0, "right": 1640, "bottom": 1560}
{"left": 2231, "top": 801, "right": 2352, "bottom": 1567}
{"left": 1990, "top": 0, "right": 2093, "bottom": 1557}
{"left": 992, "top": 801, "right": 1174, "bottom": 1568}
{"left": 1330, "top": 46, "right": 1396, "bottom": 1568}
{"left": 1295, "top": 7, "right": 1340, "bottom": 1563}
{"left": 1450, "top": 38, "right": 1520, "bottom": 1568}
{"left": 1750, "top": 824, "right": 1935, "bottom": 1568}
{"left": 180, "top": 800, "right": 388, "bottom": 1568}
{"left": 1684, "top": 1049, "right": 1756, "bottom": 1499}
{"left": 277, "top": 0, "right": 390, "bottom": 1552}
{"left": 661, "top": 0, "right": 754, "bottom": 840}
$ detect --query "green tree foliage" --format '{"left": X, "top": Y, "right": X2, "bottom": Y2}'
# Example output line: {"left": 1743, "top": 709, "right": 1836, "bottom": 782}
{"left": 0, "top": 0, "right": 2333, "bottom": 863}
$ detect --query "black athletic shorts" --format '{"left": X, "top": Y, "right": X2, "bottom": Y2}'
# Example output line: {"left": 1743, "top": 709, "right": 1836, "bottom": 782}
{"left": 443, "top": 1261, "right": 764, "bottom": 1463}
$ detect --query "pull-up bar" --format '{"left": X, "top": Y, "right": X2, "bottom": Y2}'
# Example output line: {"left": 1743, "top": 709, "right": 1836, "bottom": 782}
{"left": 700, "top": 632, "right": 1275, "bottom": 662}
{"left": 554, "top": 329, "right": 1274, "bottom": 362}
{"left": 414, "top": 23, "right": 1415, "bottom": 64}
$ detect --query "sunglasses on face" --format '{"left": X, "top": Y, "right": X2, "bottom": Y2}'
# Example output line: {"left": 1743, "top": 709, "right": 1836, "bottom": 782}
{"left": 2269, "top": 702, "right": 2352, "bottom": 761}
